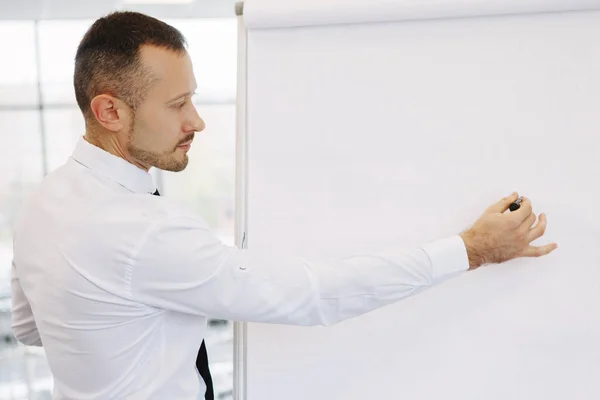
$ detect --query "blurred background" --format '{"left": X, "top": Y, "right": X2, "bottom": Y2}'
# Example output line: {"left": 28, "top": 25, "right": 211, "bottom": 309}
{"left": 0, "top": 0, "right": 238, "bottom": 398}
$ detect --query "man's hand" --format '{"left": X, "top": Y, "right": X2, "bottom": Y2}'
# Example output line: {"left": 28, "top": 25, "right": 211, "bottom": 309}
{"left": 460, "top": 192, "right": 558, "bottom": 270}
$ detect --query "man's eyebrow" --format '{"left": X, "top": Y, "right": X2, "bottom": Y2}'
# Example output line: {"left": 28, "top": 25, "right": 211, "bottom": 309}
{"left": 167, "top": 90, "right": 197, "bottom": 103}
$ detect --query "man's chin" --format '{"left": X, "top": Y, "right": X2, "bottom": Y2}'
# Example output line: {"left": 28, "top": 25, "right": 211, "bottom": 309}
{"left": 155, "top": 155, "right": 189, "bottom": 172}
{"left": 128, "top": 144, "right": 189, "bottom": 172}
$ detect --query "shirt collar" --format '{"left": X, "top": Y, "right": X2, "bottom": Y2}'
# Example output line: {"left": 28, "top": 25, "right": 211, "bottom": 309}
{"left": 71, "top": 137, "right": 156, "bottom": 195}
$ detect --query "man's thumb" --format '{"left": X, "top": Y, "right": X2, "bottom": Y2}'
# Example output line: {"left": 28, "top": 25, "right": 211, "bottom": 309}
{"left": 488, "top": 192, "right": 519, "bottom": 213}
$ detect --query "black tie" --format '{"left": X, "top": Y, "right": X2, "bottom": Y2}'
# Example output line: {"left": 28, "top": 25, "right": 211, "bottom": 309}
{"left": 152, "top": 188, "right": 215, "bottom": 400}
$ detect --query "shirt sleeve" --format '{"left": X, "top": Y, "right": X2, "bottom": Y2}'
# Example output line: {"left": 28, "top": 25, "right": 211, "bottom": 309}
{"left": 130, "top": 216, "right": 469, "bottom": 326}
{"left": 11, "top": 260, "right": 43, "bottom": 346}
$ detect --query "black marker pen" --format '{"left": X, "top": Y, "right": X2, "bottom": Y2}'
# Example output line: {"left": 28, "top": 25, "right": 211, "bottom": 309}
{"left": 509, "top": 196, "right": 523, "bottom": 212}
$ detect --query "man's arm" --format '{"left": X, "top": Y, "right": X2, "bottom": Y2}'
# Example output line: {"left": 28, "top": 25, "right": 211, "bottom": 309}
{"left": 132, "top": 217, "right": 468, "bottom": 325}
{"left": 11, "top": 260, "right": 42, "bottom": 346}
{"left": 130, "top": 193, "right": 556, "bottom": 325}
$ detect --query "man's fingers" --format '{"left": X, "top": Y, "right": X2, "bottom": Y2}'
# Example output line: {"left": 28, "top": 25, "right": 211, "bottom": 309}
{"left": 519, "top": 212, "right": 536, "bottom": 233}
{"left": 520, "top": 242, "right": 558, "bottom": 258}
{"left": 487, "top": 192, "right": 519, "bottom": 214}
{"left": 527, "top": 213, "right": 547, "bottom": 242}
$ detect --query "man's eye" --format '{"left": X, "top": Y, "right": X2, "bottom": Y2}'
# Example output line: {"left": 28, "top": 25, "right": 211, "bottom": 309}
{"left": 174, "top": 101, "right": 187, "bottom": 109}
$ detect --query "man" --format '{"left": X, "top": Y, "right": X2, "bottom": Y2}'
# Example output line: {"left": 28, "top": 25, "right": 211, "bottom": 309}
{"left": 10, "top": 11, "right": 556, "bottom": 400}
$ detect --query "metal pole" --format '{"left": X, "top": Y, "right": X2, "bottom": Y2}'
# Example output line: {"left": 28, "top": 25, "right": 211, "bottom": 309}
{"left": 233, "top": 2, "right": 248, "bottom": 399}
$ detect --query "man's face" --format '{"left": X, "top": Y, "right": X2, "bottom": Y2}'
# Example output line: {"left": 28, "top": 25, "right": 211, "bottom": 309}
{"left": 126, "top": 45, "right": 204, "bottom": 172}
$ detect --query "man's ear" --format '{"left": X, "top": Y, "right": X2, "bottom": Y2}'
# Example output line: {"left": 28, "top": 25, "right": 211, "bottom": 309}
{"left": 89, "top": 95, "right": 128, "bottom": 132}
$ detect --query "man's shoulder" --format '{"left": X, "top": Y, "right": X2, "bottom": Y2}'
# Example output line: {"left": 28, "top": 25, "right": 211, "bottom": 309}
{"left": 15, "top": 159, "right": 210, "bottom": 233}
{"left": 144, "top": 196, "right": 210, "bottom": 230}
{"left": 14, "top": 164, "right": 71, "bottom": 221}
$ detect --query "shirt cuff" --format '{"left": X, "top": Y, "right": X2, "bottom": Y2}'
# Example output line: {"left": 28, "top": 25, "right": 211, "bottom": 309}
{"left": 422, "top": 235, "right": 469, "bottom": 282}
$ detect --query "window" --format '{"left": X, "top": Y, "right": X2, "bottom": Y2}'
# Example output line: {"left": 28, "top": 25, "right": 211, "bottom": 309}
{"left": 38, "top": 20, "right": 93, "bottom": 105}
{"left": 0, "top": 22, "right": 38, "bottom": 107}
{"left": 43, "top": 109, "right": 85, "bottom": 172}
{"left": 0, "top": 110, "right": 44, "bottom": 293}
{"left": 0, "top": 110, "right": 46, "bottom": 400}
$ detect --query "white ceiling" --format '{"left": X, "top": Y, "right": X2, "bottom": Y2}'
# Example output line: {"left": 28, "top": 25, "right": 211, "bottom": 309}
{"left": 0, "top": 0, "right": 239, "bottom": 20}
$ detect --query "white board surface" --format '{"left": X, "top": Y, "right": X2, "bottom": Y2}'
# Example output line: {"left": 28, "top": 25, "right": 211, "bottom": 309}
{"left": 242, "top": 2, "right": 600, "bottom": 399}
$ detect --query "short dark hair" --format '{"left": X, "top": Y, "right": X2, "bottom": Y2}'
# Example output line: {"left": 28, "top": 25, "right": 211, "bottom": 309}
{"left": 74, "top": 11, "right": 187, "bottom": 120}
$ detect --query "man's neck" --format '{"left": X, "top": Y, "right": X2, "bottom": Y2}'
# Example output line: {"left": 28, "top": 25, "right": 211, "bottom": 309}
{"left": 84, "top": 133, "right": 149, "bottom": 172}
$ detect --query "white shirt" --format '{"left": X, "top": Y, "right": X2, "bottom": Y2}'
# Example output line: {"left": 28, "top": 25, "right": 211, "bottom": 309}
{"left": 11, "top": 137, "right": 469, "bottom": 400}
